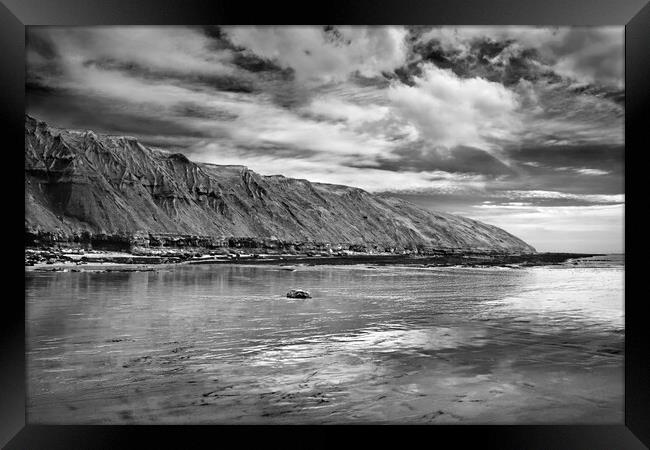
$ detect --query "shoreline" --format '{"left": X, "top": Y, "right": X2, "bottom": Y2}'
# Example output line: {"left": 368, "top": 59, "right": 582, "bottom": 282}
{"left": 25, "top": 247, "right": 610, "bottom": 272}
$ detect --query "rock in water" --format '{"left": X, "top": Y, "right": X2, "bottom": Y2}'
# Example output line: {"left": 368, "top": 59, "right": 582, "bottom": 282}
{"left": 287, "top": 289, "right": 311, "bottom": 299}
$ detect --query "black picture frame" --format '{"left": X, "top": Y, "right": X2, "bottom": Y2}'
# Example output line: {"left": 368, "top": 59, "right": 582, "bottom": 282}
{"left": 2, "top": 0, "right": 648, "bottom": 447}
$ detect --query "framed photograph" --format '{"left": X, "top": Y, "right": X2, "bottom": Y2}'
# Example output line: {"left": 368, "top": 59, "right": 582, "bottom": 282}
{"left": 2, "top": 0, "right": 648, "bottom": 447}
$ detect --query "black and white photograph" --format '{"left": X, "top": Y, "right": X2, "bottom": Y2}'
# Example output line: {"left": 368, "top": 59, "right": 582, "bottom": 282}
{"left": 24, "top": 25, "right": 625, "bottom": 425}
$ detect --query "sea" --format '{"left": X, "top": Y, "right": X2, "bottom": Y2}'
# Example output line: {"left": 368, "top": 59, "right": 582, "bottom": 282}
{"left": 25, "top": 254, "right": 624, "bottom": 424}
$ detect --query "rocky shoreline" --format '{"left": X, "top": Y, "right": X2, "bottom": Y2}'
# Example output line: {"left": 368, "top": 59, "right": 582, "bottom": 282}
{"left": 25, "top": 246, "right": 601, "bottom": 272}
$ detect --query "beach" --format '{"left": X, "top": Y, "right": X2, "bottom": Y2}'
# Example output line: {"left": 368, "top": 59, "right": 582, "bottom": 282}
{"left": 26, "top": 255, "right": 624, "bottom": 424}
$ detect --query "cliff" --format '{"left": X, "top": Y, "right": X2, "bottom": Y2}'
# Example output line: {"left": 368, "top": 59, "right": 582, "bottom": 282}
{"left": 25, "top": 115, "right": 536, "bottom": 254}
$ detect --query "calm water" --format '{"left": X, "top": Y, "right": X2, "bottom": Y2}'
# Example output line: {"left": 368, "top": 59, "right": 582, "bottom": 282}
{"left": 26, "top": 257, "right": 624, "bottom": 424}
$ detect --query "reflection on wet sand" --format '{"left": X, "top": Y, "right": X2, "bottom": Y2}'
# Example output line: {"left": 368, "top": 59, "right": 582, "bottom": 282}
{"left": 26, "top": 261, "right": 623, "bottom": 424}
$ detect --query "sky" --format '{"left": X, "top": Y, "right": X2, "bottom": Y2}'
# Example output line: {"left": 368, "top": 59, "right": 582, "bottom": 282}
{"left": 25, "top": 26, "right": 624, "bottom": 253}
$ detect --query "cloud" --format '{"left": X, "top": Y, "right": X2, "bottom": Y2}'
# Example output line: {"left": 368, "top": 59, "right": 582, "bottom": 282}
{"left": 26, "top": 26, "right": 419, "bottom": 167}
{"left": 548, "top": 27, "right": 623, "bottom": 89}
{"left": 305, "top": 96, "right": 390, "bottom": 125}
{"left": 573, "top": 168, "right": 609, "bottom": 176}
{"left": 414, "top": 26, "right": 623, "bottom": 88}
{"left": 363, "top": 144, "right": 516, "bottom": 178}
{"left": 387, "top": 63, "right": 521, "bottom": 151}
{"left": 25, "top": 26, "right": 624, "bottom": 253}
{"left": 28, "top": 27, "right": 235, "bottom": 80}
{"left": 223, "top": 26, "right": 409, "bottom": 83}
{"left": 191, "top": 142, "right": 487, "bottom": 193}
{"left": 404, "top": 28, "right": 624, "bottom": 151}
{"left": 464, "top": 203, "right": 624, "bottom": 253}
{"left": 507, "top": 144, "right": 623, "bottom": 174}
{"left": 500, "top": 190, "right": 623, "bottom": 204}
{"left": 514, "top": 80, "right": 624, "bottom": 147}
{"left": 552, "top": 166, "right": 610, "bottom": 176}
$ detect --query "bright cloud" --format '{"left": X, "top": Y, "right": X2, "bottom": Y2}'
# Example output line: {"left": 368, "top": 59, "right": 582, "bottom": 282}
{"left": 574, "top": 168, "right": 610, "bottom": 176}
{"left": 388, "top": 63, "right": 521, "bottom": 151}
{"left": 501, "top": 190, "right": 624, "bottom": 204}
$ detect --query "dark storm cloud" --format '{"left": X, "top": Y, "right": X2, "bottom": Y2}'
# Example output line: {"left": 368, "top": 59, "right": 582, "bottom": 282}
{"left": 26, "top": 31, "right": 65, "bottom": 83}
{"left": 351, "top": 72, "right": 391, "bottom": 89}
{"left": 25, "top": 80, "right": 58, "bottom": 96}
{"left": 501, "top": 144, "right": 624, "bottom": 197}
{"left": 232, "top": 144, "right": 325, "bottom": 162}
{"left": 27, "top": 87, "right": 214, "bottom": 144}
{"left": 389, "top": 190, "right": 622, "bottom": 213}
{"left": 408, "top": 37, "right": 540, "bottom": 86}
{"left": 81, "top": 58, "right": 257, "bottom": 94}
{"left": 546, "top": 28, "right": 623, "bottom": 88}
{"left": 266, "top": 82, "right": 313, "bottom": 109}
{"left": 569, "top": 83, "right": 625, "bottom": 105}
{"left": 26, "top": 30, "right": 59, "bottom": 60}
{"left": 401, "top": 34, "right": 539, "bottom": 86}
{"left": 495, "top": 170, "right": 623, "bottom": 198}
{"left": 231, "top": 53, "right": 294, "bottom": 78}
{"left": 404, "top": 27, "right": 624, "bottom": 104}
{"left": 201, "top": 25, "right": 226, "bottom": 42}
{"left": 200, "top": 25, "right": 296, "bottom": 80}
{"left": 507, "top": 144, "right": 624, "bottom": 175}
{"left": 356, "top": 145, "right": 516, "bottom": 178}
{"left": 171, "top": 102, "right": 239, "bottom": 121}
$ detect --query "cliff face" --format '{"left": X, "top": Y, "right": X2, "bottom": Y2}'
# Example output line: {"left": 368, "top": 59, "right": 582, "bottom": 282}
{"left": 25, "top": 115, "right": 536, "bottom": 253}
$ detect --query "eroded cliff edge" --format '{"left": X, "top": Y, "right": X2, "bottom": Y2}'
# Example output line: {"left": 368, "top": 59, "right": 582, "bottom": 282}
{"left": 25, "top": 115, "right": 536, "bottom": 254}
